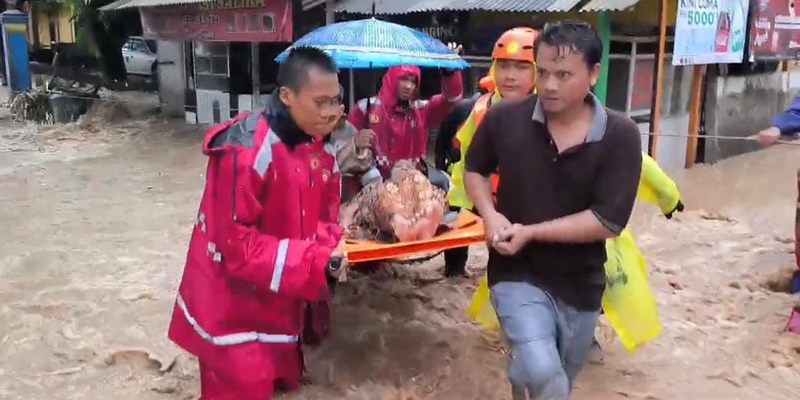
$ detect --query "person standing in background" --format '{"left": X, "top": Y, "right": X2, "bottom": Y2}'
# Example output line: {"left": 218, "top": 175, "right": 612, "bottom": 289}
{"left": 348, "top": 55, "right": 463, "bottom": 180}
{"left": 434, "top": 86, "right": 485, "bottom": 175}
{"left": 329, "top": 90, "right": 382, "bottom": 203}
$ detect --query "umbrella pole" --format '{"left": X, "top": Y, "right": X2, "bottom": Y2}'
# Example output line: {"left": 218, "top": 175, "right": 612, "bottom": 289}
{"left": 349, "top": 68, "right": 355, "bottom": 111}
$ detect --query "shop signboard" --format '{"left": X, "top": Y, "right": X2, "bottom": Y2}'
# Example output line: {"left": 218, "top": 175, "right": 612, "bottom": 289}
{"left": 749, "top": 0, "right": 800, "bottom": 60}
{"left": 391, "top": 12, "right": 468, "bottom": 43}
{"left": 140, "top": 0, "right": 293, "bottom": 42}
{"left": 673, "top": 0, "right": 750, "bottom": 65}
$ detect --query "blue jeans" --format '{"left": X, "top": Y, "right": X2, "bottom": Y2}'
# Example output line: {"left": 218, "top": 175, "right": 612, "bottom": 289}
{"left": 490, "top": 281, "right": 600, "bottom": 400}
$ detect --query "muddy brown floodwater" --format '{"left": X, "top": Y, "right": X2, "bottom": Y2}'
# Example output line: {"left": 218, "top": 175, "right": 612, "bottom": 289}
{"left": 0, "top": 112, "right": 798, "bottom": 400}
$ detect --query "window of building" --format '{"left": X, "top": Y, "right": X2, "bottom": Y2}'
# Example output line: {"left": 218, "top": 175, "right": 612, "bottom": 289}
{"left": 248, "top": 14, "right": 259, "bottom": 32}
{"left": 261, "top": 14, "right": 274, "bottom": 32}
{"left": 48, "top": 21, "right": 57, "bottom": 44}
{"left": 194, "top": 42, "right": 229, "bottom": 77}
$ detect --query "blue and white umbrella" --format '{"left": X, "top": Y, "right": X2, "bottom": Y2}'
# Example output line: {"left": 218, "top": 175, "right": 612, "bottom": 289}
{"left": 275, "top": 18, "right": 469, "bottom": 70}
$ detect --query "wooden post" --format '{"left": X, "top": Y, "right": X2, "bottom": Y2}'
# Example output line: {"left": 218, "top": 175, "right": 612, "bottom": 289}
{"left": 648, "top": 0, "right": 669, "bottom": 159}
{"left": 626, "top": 42, "right": 637, "bottom": 114}
{"left": 684, "top": 64, "right": 706, "bottom": 168}
{"left": 595, "top": 11, "right": 611, "bottom": 105}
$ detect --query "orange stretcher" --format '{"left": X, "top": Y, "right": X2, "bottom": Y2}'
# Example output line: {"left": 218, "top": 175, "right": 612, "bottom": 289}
{"left": 337, "top": 210, "right": 485, "bottom": 263}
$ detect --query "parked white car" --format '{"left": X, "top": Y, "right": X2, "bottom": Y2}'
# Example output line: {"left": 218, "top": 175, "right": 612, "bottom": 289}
{"left": 122, "top": 37, "right": 157, "bottom": 76}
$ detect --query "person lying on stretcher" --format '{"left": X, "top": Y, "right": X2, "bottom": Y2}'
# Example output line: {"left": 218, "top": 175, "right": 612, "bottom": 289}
{"left": 331, "top": 109, "right": 454, "bottom": 243}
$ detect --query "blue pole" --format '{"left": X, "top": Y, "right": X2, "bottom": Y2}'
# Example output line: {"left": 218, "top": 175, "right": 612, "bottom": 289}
{"left": 1, "top": 10, "right": 32, "bottom": 95}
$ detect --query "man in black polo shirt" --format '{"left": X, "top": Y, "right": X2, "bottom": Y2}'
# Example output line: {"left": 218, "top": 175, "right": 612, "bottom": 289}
{"left": 464, "top": 22, "right": 642, "bottom": 400}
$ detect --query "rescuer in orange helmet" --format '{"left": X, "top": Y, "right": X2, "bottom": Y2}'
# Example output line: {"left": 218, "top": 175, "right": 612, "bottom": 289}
{"left": 439, "top": 27, "right": 539, "bottom": 278}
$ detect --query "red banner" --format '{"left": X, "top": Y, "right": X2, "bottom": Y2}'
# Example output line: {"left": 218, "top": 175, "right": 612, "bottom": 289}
{"left": 140, "top": 0, "right": 292, "bottom": 43}
{"left": 749, "top": 0, "right": 800, "bottom": 60}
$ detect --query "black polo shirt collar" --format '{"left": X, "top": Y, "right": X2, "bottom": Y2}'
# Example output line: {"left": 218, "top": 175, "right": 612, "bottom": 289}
{"left": 531, "top": 93, "right": 609, "bottom": 144}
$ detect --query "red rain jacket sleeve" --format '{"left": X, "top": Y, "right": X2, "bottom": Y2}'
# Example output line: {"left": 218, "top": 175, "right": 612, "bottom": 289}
{"left": 348, "top": 102, "right": 368, "bottom": 132}
{"left": 214, "top": 146, "right": 332, "bottom": 302}
{"left": 422, "top": 70, "right": 464, "bottom": 131}
{"left": 315, "top": 154, "right": 343, "bottom": 249}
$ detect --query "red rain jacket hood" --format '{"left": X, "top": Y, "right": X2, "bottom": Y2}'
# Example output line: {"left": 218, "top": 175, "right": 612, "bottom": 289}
{"left": 377, "top": 65, "right": 421, "bottom": 112}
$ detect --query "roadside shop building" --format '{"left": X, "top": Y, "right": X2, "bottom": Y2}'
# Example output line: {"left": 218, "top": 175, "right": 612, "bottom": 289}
{"left": 101, "top": 0, "right": 304, "bottom": 124}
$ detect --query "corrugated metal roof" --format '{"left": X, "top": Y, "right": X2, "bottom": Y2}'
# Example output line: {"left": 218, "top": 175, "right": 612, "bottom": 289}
{"left": 579, "top": 0, "right": 642, "bottom": 12}
{"left": 302, "top": 0, "right": 327, "bottom": 10}
{"left": 335, "top": 0, "right": 583, "bottom": 14}
{"left": 103, "top": 0, "right": 328, "bottom": 11}
{"left": 99, "top": 0, "right": 207, "bottom": 11}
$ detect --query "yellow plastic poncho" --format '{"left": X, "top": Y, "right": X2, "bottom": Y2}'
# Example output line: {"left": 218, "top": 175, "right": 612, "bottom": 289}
{"left": 468, "top": 153, "right": 681, "bottom": 352}
{"left": 448, "top": 90, "right": 502, "bottom": 210}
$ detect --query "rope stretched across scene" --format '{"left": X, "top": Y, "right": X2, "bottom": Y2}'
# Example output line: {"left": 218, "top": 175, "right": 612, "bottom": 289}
{"left": 640, "top": 132, "right": 800, "bottom": 146}
{"left": 6, "top": 91, "right": 800, "bottom": 147}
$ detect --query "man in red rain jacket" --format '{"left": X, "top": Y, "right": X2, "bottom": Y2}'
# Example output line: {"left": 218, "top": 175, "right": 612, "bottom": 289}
{"left": 348, "top": 64, "right": 463, "bottom": 180}
{"left": 168, "top": 47, "right": 345, "bottom": 400}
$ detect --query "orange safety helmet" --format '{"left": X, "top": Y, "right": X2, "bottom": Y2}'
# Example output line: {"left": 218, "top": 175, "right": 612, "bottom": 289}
{"left": 491, "top": 27, "right": 537, "bottom": 63}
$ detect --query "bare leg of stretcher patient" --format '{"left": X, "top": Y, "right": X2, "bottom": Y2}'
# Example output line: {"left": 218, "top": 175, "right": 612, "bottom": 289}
{"left": 342, "top": 164, "right": 448, "bottom": 243}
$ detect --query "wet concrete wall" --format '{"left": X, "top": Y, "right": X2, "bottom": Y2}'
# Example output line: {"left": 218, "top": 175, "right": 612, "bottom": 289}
{"left": 636, "top": 62, "right": 695, "bottom": 173}
{"left": 654, "top": 63, "right": 694, "bottom": 172}
{"left": 703, "top": 71, "right": 800, "bottom": 163}
{"left": 156, "top": 40, "right": 185, "bottom": 118}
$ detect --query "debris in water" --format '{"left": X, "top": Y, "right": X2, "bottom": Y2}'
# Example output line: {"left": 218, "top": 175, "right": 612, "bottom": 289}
{"left": 150, "top": 379, "right": 179, "bottom": 394}
{"left": 700, "top": 211, "right": 737, "bottom": 223}
{"left": 8, "top": 79, "right": 104, "bottom": 124}
{"left": 8, "top": 89, "right": 54, "bottom": 124}
{"left": 761, "top": 268, "right": 796, "bottom": 294}
{"left": 105, "top": 349, "right": 164, "bottom": 372}
{"left": 40, "top": 365, "right": 84, "bottom": 376}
